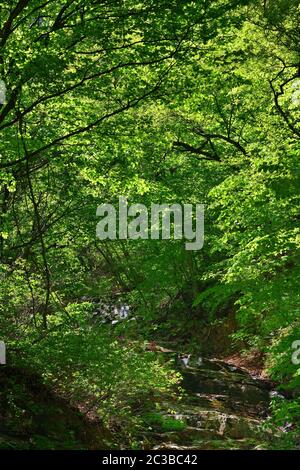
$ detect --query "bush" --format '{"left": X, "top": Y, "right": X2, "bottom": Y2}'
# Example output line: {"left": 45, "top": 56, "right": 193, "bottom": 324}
{"left": 13, "top": 303, "right": 181, "bottom": 444}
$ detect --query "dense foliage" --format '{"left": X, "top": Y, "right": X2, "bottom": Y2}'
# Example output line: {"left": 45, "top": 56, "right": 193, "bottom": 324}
{"left": 0, "top": 0, "right": 300, "bottom": 449}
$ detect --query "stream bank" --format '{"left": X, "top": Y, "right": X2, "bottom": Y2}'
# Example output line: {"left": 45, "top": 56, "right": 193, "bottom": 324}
{"left": 143, "top": 355, "right": 281, "bottom": 450}
{"left": 0, "top": 353, "right": 283, "bottom": 450}
{"left": 0, "top": 366, "right": 114, "bottom": 450}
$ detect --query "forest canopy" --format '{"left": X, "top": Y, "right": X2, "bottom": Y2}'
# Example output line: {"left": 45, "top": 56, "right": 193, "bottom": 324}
{"left": 0, "top": 0, "right": 300, "bottom": 451}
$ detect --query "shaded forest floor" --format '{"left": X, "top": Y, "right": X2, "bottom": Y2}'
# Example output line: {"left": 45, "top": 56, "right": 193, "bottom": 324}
{"left": 0, "top": 349, "right": 287, "bottom": 450}
{"left": 0, "top": 366, "right": 115, "bottom": 450}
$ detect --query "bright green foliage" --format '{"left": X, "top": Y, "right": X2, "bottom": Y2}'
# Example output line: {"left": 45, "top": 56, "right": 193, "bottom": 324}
{"left": 1, "top": 0, "right": 300, "bottom": 449}
{"left": 12, "top": 302, "right": 181, "bottom": 442}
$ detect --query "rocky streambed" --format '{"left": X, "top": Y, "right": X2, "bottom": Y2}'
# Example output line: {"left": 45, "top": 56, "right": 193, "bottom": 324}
{"left": 144, "top": 356, "right": 280, "bottom": 450}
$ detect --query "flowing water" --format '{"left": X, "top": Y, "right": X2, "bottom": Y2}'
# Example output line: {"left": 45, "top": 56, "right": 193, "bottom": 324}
{"left": 146, "top": 356, "right": 276, "bottom": 450}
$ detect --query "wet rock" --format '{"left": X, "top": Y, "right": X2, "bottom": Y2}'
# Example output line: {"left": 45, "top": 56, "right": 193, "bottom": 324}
{"left": 145, "top": 356, "right": 278, "bottom": 450}
{"left": 181, "top": 367, "right": 270, "bottom": 407}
